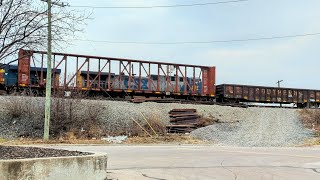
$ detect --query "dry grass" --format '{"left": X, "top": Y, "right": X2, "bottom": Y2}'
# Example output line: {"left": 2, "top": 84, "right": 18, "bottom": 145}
{"left": 128, "top": 113, "right": 167, "bottom": 137}
{"left": 299, "top": 109, "right": 320, "bottom": 131}
{"left": 0, "top": 138, "right": 8, "bottom": 144}
{"left": 2, "top": 134, "right": 207, "bottom": 145}
{"left": 3, "top": 138, "right": 110, "bottom": 145}
{"left": 6, "top": 96, "right": 43, "bottom": 120}
{"left": 197, "top": 114, "right": 219, "bottom": 127}
{"left": 125, "top": 134, "right": 206, "bottom": 144}
{"left": 50, "top": 98, "right": 104, "bottom": 139}
{"left": 4, "top": 95, "right": 104, "bottom": 139}
{"left": 298, "top": 109, "right": 320, "bottom": 146}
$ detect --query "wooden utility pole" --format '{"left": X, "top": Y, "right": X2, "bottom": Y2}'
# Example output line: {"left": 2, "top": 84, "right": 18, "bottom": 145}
{"left": 41, "top": 0, "right": 68, "bottom": 141}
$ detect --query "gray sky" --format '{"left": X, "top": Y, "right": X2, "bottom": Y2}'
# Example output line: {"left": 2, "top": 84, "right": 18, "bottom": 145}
{"left": 63, "top": 0, "right": 320, "bottom": 89}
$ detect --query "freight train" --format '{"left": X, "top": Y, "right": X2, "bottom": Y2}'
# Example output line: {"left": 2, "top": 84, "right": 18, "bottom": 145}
{"left": 0, "top": 49, "right": 319, "bottom": 108}
{"left": 0, "top": 49, "right": 216, "bottom": 99}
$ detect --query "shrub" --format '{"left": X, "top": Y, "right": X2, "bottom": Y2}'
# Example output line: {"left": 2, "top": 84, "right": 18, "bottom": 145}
{"left": 143, "top": 114, "right": 167, "bottom": 136}
{"left": 128, "top": 113, "right": 167, "bottom": 137}
{"left": 299, "top": 109, "right": 320, "bottom": 131}
{"left": 4, "top": 95, "right": 104, "bottom": 139}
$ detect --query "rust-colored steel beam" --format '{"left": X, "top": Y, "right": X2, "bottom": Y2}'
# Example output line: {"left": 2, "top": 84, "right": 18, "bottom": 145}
{"left": 89, "top": 60, "right": 109, "bottom": 88}
{"left": 40, "top": 54, "right": 44, "bottom": 86}
{"left": 157, "top": 64, "right": 160, "bottom": 92}
{"left": 87, "top": 58, "right": 90, "bottom": 88}
{"left": 184, "top": 67, "right": 187, "bottom": 94}
{"left": 64, "top": 56, "right": 67, "bottom": 88}
{"left": 166, "top": 65, "right": 169, "bottom": 92}
{"left": 108, "top": 61, "right": 111, "bottom": 89}
{"left": 141, "top": 63, "right": 156, "bottom": 91}
{"left": 19, "top": 49, "right": 216, "bottom": 97}
{"left": 31, "top": 56, "right": 40, "bottom": 85}
{"left": 98, "top": 59, "right": 101, "bottom": 89}
{"left": 32, "top": 50, "right": 209, "bottom": 68}
{"left": 159, "top": 65, "right": 174, "bottom": 92}
{"left": 193, "top": 67, "right": 196, "bottom": 94}
{"left": 66, "top": 58, "right": 88, "bottom": 87}
{"left": 114, "top": 61, "right": 130, "bottom": 89}
{"left": 175, "top": 66, "right": 179, "bottom": 93}
{"left": 138, "top": 62, "right": 142, "bottom": 91}
{"left": 177, "top": 66, "right": 192, "bottom": 94}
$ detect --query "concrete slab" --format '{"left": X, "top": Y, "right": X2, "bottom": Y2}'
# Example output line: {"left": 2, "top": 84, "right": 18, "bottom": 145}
{"left": 47, "top": 145, "right": 320, "bottom": 180}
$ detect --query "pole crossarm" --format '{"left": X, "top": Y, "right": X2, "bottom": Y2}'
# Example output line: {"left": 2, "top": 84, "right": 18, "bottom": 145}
{"left": 40, "top": 0, "right": 69, "bottom": 7}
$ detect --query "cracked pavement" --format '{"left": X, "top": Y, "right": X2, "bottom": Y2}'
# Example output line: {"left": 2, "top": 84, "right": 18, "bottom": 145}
{"left": 45, "top": 145, "right": 320, "bottom": 180}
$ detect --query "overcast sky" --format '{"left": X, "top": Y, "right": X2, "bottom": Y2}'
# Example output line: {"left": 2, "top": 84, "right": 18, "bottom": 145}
{"left": 62, "top": 0, "right": 320, "bottom": 89}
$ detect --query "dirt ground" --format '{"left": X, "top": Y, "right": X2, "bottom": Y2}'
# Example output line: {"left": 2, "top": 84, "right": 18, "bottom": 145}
{"left": 0, "top": 146, "right": 91, "bottom": 160}
{"left": 0, "top": 134, "right": 207, "bottom": 146}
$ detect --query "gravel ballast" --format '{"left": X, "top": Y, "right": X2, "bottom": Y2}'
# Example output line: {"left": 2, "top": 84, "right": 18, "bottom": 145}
{"left": 0, "top": 96, "right": 314, "bottom": 147}
{"left": 0, "top": 146, "right": 91, "bottom": 160}
{"left": 191, "top": 108, "right": 314, "bottom": 147}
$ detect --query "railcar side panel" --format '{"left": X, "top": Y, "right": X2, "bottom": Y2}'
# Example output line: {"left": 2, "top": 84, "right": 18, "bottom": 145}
{"left": 0, "top": 69, "right": 4, "bottom": 86}
{"left": 18, "top": 49, "right": 31, "bottom": 86}
{"left": 217, "top": 84, "right": 320, "bottom": 107}
{"left": 316, "top": 91, "right": 320, "bottom": 102}
{"left": 266, "top": 89, "right": 271, "bottom": 101}
{"left": 249, "top": 87, "right": 254, "bottom": 101}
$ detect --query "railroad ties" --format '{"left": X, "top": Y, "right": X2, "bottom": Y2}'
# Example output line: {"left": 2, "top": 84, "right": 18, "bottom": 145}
{"left": 166, "top": 109, "right": 200, "bottom": 133}
{"left": 130, "top": 96, "right": 181, "bottom": 103}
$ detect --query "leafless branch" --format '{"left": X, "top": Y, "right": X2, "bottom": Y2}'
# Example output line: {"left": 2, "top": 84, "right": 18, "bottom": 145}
{"left": 0, "top": 0, "right": 88, "bottom": 62}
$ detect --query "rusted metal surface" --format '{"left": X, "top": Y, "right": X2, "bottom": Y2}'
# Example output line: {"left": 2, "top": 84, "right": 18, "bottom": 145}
{"left": 167, "top": 109, "right": 199, "bottom": 133}
{"left": 18, "top": 49, "right": 31, "bottom": 86}
{"left": 217, "top": 84, "right": 320, "bottom": 105}
{"left": 18, "top": 49, "right": 216, "bottom": 97}
{"left": 0, "top": 69, "right": 4, "bottom": 85}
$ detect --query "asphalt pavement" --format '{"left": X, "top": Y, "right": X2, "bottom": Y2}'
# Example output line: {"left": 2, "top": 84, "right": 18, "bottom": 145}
{"left": 47, "top": 145, "right": 320, "bottom": 180}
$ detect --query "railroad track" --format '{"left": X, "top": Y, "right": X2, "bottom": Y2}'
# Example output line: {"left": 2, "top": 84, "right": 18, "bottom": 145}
{"left": 129, "top": 97, "right": 318, "bottom": 109}
{"left": 1, "top": 93, "right": 315, "bottom": 109}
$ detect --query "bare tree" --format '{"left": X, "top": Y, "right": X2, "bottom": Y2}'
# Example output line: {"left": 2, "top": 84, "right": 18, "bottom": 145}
{"left": 0, "top": 0, "right": 87, "bottom": 62}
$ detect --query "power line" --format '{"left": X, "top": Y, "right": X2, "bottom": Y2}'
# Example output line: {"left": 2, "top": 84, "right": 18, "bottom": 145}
{"left": 70, "top": 0, "right": 249, "bottom": 9}
{"left": 69, "top": 32, "right": 320, "bottom": 45}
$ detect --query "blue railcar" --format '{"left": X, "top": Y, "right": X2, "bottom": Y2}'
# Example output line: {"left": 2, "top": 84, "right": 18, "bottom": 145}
{"left": 0, "top": 64, "right": 61, "bottom": 87}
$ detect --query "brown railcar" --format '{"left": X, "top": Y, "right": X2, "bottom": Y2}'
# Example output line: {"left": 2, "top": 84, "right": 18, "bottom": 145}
{"left": 216, "top": 84, "right": 320, "bottom": 108}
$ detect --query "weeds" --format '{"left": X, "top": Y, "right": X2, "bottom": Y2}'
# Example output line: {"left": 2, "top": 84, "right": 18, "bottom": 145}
{"left": 128, "top": 113, "right": 167, "bottom": 137}
{"left": 4, "top": 94, "right": 104, "bottom": 139}
{"left": 299, "top": 109, "right": 320, "bottom": 131}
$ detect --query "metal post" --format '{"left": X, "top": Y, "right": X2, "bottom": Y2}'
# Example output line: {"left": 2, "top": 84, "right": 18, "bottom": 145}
{"left": 276, "top": 80, "right": 283, "bottom": 107}
{"left": 41, "top": 0, "right": 68, "bottom": 141}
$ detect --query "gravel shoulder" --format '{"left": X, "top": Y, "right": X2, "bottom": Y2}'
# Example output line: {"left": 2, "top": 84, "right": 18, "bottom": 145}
{"left": 0, "top": 96, "right": 315, "bottom": 147}
{"left": 191, "top": 108, "right": 314, "bottom": 147}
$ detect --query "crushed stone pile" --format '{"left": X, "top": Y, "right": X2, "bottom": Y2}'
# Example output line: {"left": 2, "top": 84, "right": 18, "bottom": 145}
{"left": 0, "top": 96, "right": 314, "bottom": 147}
{"left": 191, "top": 108, "right": 314, "bottom": 147}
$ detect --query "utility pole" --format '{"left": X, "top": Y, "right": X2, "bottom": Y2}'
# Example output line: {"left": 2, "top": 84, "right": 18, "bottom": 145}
{"left": 276, "top": 80, "right": 283, "bottom": 108}
{"left": 41, "top": 0, "right": 68, "bottom": 141}
{"left": 276, "top": 80, "right": 283, "bottom": 88}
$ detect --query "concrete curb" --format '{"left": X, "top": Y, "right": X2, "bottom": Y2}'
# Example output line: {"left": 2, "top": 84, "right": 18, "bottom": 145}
{"left": 0, "top": 152, "right": 108, "bottom": 180}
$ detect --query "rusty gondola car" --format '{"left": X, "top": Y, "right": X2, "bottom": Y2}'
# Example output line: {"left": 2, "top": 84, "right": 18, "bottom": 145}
{"left": 216, "top": 84, "right": 320, "bottom": 108}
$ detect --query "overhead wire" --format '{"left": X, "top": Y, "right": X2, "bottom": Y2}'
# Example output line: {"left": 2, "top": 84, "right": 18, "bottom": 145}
{"left": 69, "top": 32, "right": 320, "bottom": 45}
{"left": 70, "top": 0, "right": 249, "bottom": 9}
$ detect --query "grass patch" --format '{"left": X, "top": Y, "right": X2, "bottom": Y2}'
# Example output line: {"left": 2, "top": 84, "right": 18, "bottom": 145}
{"left": 124, "top": 134, "right": 207, "bottom": 144}
{"left": 0, "top": 138, "right": 8, "bottom": 144}
{"left": 5, "top": 95, "right": 105, "bottom": 139}
{"left": 299, "top": 109, "right": 320, "bottom": 131}
{"left": 2, "top": 134, "right": 207, "bottom": 145}
{"left": 298, "top": 109, "right": 320, "bottom": 146}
